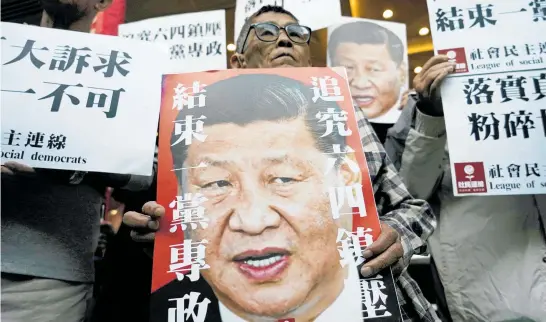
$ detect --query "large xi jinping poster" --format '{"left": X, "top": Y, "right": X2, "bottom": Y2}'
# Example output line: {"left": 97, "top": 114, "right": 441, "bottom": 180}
{"left": 151, "top": 67, "right": 402, "bottom": 322}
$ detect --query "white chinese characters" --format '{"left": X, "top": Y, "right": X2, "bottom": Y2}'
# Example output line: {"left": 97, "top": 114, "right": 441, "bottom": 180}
{"left": 328, "top": 183, "right": 366, "bottom": 219}
{"left": 169, "top": 239, "right": 210, "bottom": 282}
{"left": 336, "top": 227, "right": 374, "bottom": 267}
{"left": 173, "top": 81, "right": 207, "bottom": 110}
{"left": 311, "top": 76, "right": 344, "bottom": 103}
{"left": 168, "top": 293, "right": 211, "bottom": 322}
{"left": 360, "top": 275, "right": 393, "bottom": 319}
{"left": 169, "top": 193, "right": 209, "bottom": 233}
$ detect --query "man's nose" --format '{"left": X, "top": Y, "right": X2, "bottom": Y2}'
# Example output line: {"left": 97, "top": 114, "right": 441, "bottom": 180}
{"left": 228, "top": 191, "right": 281, "bottom": 235}
{"left": 276, "top": 29, "right": 294, "bottom": 48}
{"left": 352, "top": 71, "right": 373, "bottom": 89}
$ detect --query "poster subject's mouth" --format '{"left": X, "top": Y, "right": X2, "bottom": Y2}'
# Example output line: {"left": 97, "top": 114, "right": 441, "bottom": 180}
{"left": 233, "top": 248, "right": 291, "bottom": 282}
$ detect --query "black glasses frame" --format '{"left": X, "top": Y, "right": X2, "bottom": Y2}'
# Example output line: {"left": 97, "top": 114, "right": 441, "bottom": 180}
{"left": 240, "top": 22, "right": 312, "bottom": 54}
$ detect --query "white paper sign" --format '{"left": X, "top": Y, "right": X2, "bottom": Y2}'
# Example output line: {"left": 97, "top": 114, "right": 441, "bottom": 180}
{"left": 0, "top": 22, "right": 163, "bottom": 175}
{"left": 118, "top": 10, "right": 227, "bottom": 73}
{"left": 426, "top": 0, "right": 546, "bottom": 196}
{"left": 234, "top": 0, "right": 342, "bottom": 42}
{"left": 327, "top": 17, "right": 408, "bottom": 124}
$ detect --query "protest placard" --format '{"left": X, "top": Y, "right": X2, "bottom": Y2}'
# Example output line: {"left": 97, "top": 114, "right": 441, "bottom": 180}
{"left": 328, "top": 17, "right": 409, "bottom": 124}
{"left": 427, "top": 0, "right": 546, "bottom": 196}
{"left": 119, "top": 10, "right": 227, "bottom": 73}
{"left": 1, "top": 22, "right": 163, "bottom": 175}
{"left": 149, "top": 67, "right": 402, "bottom": 322}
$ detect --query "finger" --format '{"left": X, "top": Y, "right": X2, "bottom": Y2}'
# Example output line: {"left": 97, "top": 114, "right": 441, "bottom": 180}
{"left": 362, "top": 226, "right": 398, "bottom": 259}
{"left": 423, "top": 61, "right": 455, "bottom": 77}
{"left": 142, "top": 201, "right": 165, "bottom": 219}
{"left": 420, "top": 62, "right": 455, "bottom": 86}
{"left": 3, "top": 161, "right": 35, "bottom": 173}
{"left": 130, "top": 230, "right": 156, "bottom": 243}
{"left": 423, "top": 67, "right": 453, "bottom": 95}
{"left": 1, "top": 166, "right": 15, "bottom": 175}
{"left": 123, "top": 211, "right": 160, "bottom": 231}
{"left": 420, "top": 55, "right": 450, "bottom": 74}
{"left": 416, "top": 63, "right": 455, "bottom": 95}
{"left": 430, "top": 68, "right": 451, "bottom": 93}
{"left": 361, "top": 242, "right": 404, "bottom": 277}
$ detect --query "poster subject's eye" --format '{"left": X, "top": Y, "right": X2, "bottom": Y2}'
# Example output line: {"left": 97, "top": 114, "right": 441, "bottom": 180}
{"left": 202, "top": 180, "right": 232, "bottom": 189}
{"left": 271, "top": 177, "right": 297, "bottom": 185}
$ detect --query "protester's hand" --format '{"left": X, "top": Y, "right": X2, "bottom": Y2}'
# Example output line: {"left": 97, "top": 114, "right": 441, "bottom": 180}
{"left": 413, "top": 55, "right": 456, "bottom": 100}
{"left": 360, "top": 222, "right": 403, "bottom": 277}
{"left": 123, "top": 201, "right": 164, "bottom": 252}
{"left": 1, "top": 161, "right": 36, "bottom": 176}
{"left": 97, "top": 219, "right": 115, "bottom": 251}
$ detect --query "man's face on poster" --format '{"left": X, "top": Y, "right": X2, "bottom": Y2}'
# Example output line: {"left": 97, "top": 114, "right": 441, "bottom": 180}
{"left": 182, "top": 117, "right": 355, "bottom": 317}
{"left": 333, "top": 42, "right": 406, "bottom": 119}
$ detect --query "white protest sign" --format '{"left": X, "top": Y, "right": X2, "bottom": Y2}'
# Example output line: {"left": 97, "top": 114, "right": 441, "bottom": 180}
{"left": 0, "top": 22, "right": 163, "bottom": 175}
{"left": 234, "top": 0, "right": 342, "bottom": 43}
{"left": 118, "top": 10, "right": 227, "bottom": 73}
{"left": 327, "top": 17, "right": 408, "bottom": 124}
{"left": 426, "top": 0, "right": 546, "bottom": 196}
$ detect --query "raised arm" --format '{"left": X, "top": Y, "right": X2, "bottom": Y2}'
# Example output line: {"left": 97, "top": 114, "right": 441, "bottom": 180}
{"left": 385, "top": 55, "right": 455, "bottom": 200}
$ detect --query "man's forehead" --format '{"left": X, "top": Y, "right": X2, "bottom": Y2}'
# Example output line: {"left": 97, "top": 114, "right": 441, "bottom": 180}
{"left": 252, "top": 11, "right": 298, "bottom": 26}
{"left": 203, "top": 119, "right": 309, "bottom": 144}
{"left": 186, "top": 119, "right": 317, "bottom": 158}
{"left": 335, "top": 43, "right": 392, "bottom": 60}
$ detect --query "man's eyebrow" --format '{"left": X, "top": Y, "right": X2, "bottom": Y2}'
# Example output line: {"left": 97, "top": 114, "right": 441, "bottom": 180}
{"left": 262, "top": 154, "right": 309, "bottom": 168}
{"left": 192, "top": 153, "right": 311, "bottom": 170}
{"left": 195, "top": 156, "right": 232, "bottom": 168}
{"left": 171, "top": 156, "right": 230, "bottom": 172}
{"left": 338, "top": 54, "right": 384, "bottom": 64}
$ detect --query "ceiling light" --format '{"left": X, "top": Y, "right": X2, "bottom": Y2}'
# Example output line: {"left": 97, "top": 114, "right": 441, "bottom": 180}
{"left": 383, "top": 9, "right": 394, "bottom": 19}
{"left": 419, "top": 27, "right": 430, "bottom": 36}
{"left": 227, "top": 43, "right": 236, "bottom": 52}
{"left": 109, "top": 209, "right": 119, "bottom": 216}
{"left": 414, "top": 66, "right": 423, "bottom": 74}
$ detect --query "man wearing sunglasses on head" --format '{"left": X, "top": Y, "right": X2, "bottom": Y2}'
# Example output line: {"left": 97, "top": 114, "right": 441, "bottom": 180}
{"left": 124, "top": 5, "right": 438, "bottom": 322}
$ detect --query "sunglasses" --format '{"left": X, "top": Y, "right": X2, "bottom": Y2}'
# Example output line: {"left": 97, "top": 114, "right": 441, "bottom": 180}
{"left": 241, "top": 22, "right": 312, "bottom": 53}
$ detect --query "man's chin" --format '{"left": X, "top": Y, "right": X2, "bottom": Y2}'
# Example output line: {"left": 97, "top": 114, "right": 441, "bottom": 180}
{"left": 357, "top": 104, "right": 385, "bottom": 119}
{"left": 215, "top": 276, "right": 309, "bottom": 318}
{"left": 229, "top": 290, "right": 304, "bottom": 318}
{"left": 270, "top": 58, "right": 303, "bottom": 68}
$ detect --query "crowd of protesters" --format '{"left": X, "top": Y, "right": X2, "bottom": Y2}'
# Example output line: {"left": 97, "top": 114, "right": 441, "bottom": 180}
{"left": 1, "top": 1, "right": 545, "bottom": 322}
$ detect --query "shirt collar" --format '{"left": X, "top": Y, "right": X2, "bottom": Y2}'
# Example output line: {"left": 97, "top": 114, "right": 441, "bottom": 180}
{"left": 218, "top": 265, "right": 362, "bottom": 322}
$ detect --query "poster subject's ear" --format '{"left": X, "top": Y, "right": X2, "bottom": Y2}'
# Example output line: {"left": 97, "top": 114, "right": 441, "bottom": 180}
{"left": 398, "top": 60, "right": 408, "bottom": 87}
{"left": 340, "top": 151, "right": 362, "bottom": 186}
{"left": 230, "top": 53, "right": 246, "bottom": 69}
{"left": 95, "top": 0, "right": 112, "bottom": 12}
